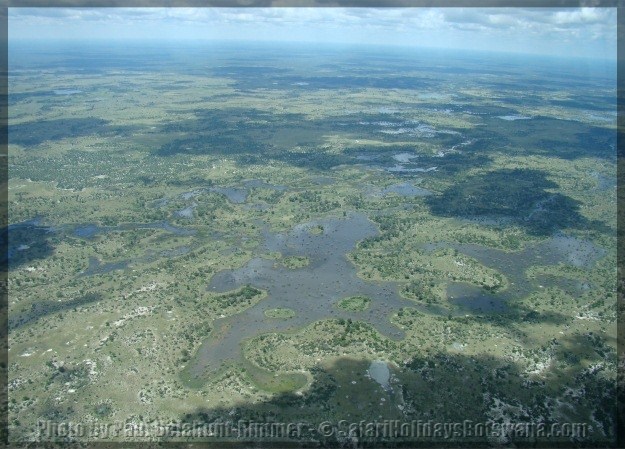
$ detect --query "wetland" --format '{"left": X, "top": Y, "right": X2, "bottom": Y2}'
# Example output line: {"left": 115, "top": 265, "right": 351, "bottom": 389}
{"left": 7, "top": 39, "right": 617, "bottom": 445}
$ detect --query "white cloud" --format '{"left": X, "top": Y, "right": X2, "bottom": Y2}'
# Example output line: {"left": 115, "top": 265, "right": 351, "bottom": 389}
{"left": 553, "top": 7, "right": 606, "bottom": 25}
{"left": 8, "top": 7, "right": 616, "bottom": 59}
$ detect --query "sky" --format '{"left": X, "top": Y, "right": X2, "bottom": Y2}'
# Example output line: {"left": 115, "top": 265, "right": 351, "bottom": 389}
{"left": 8, "top": 7, "right": 617, "bottom": 60}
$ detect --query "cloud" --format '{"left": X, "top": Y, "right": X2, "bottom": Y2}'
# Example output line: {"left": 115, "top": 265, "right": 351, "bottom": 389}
{"left": 8, "top": 6, "right": 615, "bottom": 28}
{"left": 442, "top": 7, "right": 614, "bottom": 29}
{"left": 8, "top": 7, "right": 616, "bottom": 59}
{"left": 553, "top": 7, "right": 608, "bottom": 25}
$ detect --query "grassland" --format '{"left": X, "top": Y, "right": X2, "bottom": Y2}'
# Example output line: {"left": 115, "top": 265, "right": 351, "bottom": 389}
{"left": 336, "top": 296, "right": 371, "bottom": 312}
{"left": 6, "top": 42, "right": 617, "bottom": 445}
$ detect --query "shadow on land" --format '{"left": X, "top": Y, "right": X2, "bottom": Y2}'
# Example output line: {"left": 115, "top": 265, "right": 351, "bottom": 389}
{"left": 9, "top": 117, "right": 141, "bottom": 147}
{"left": 173, "top": 336, "right": 615, "bottom": 447}
{"left": 8, "top": 292, "right": 103, "bottom": 331}
{"left": 5, "top": 221, "right": 56, "bottom": 271}
{"left": 426, "top": 168, "right": 612, "bottom": 237}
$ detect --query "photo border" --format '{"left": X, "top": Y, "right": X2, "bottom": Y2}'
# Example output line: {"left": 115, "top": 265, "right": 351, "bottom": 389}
{"left": 1, "top": 1, "right": 621, "bottom": 447}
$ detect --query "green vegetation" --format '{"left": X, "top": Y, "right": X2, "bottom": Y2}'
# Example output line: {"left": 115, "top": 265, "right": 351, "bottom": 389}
{"left": 426, "top": 168, "right": 589, "bottom": 236}
{"left": 308, "top": 225, "right": 324, "bottom": 235}
{"left": 336, "top": 295, "right": 371, "bottom": 311}
{"left": 7, "top": 42, "right": 616, "bottom": 445}
{"left": 280, "top": 256, "right": 309, "bottom": 269}
{"left": 215, "top": 285, "right": 264, "bottom": 306}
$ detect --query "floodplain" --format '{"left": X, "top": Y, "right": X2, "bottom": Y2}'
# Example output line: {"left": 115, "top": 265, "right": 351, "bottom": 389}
{"left": 6, "top": 41, "right": 617, "bottom": 445}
